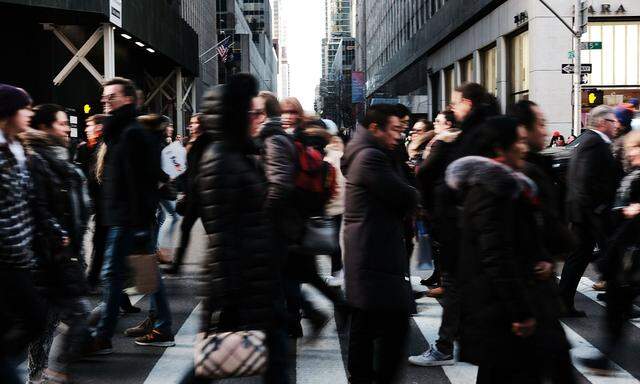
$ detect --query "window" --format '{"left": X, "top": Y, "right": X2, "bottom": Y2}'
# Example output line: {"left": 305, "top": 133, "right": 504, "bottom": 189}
{"left": 510, "top": 30, "right": 529, "bottom": 103}
{"left": 581, "top": 21, "right": 640, "bottom": 86}
{"left": 482, "top": 46, "right": 497, "bottom": 95}
{"left": 444, "top": 66, "right": 455, "bottom": 106}
{"left": 460, "top": 56, "right": 474, "bottom": 83}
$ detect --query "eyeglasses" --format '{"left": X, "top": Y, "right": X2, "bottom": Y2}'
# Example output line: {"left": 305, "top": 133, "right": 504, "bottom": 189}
{"left": 249, "top": 109, "right": 265, "bottom": 116}
{"left": 101, "top": 93, "right": 121, "bottom": 102}
{"left": 604, "top": 118, "right": 617, "bottom": 124}
{"left": 282, "top": 110, "right": 298, "bottom": 115}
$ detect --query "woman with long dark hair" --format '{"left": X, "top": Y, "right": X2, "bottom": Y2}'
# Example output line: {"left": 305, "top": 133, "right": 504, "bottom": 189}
{"left": 188, "top": 74, "right": 287, "bottom": 383}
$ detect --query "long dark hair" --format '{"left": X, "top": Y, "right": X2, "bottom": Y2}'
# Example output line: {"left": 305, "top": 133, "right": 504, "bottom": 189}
{"left": 475, "top": 116, "right": 521, "bottom": 159}
{"left": 32, "top": 104, "right": 65, "bottom": 130}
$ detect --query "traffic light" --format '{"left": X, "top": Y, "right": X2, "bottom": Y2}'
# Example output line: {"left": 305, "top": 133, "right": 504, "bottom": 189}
{"left": 587, "top": 90, "right": 604, "bottom": 106}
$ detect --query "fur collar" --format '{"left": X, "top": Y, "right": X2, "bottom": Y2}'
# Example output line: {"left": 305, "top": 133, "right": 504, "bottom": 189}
{"left": 445, "top": 156, "right": 537, "bottom": 199}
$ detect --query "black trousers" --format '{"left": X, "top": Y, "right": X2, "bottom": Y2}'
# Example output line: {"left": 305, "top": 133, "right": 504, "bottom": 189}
{"left": 329, "top": 215, "right": 343, "bottom": 275}
{"left": 173, "top": 208, "right": 199, "bottom": 269}
{"left": 559, "top": 219, "right": 608, "bottom": 309}
{"left": 87, "top": 221, "right": 107, "bottom": 287}
{"left": 435, "top": 272, "right": 460, "bottom": 356}
{"left": 0, "top": 269, "right": 47, "bottom": 359}
{"left": 347, "top": 308, "right": 409, "bottom": 384}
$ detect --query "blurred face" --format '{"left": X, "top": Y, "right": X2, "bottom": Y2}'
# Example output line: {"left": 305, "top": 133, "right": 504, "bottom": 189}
{"left": 85, "top": 120, "right": 103, "bottom": 142}
{"left": 102, "top": 84, "right": 132, "bottom": 113}
{"left": 434, "top": 114, "right": 452, "bottom": 134}
{"left": 451, "top": 91, "right": 472, "bottom": 123}
{"left": 281, "top": 103, "right": 300, "bottom": 130}
{"left": 176, "top": 134, "right": 183, "bottom": 142}
{"left": 166, "top": 125, "right": 174, "bottom": 139}
{"left": 411, "top": 122, "right": 427, "bottom": 138}
{"left": 502, "top": 126, "right": 529, "bottom": 170}
{"left": 249, "top": 97, "right": 267, "bottom": 137}
{"left": 188, "top": 116, "right": 201, "bottom": 137}
{"left": 599, "top": 113, "right": 618, "bottom": 138}
{"left": 49, "top": 111, "right": 70, "bottom": 142}
{"left": 399, "top": 115, "right": 410, "bottom": 131}
{"left": 626, "top": 145, "right": 640, "bottom": 167}
{"left": 528, "top": 106, "right": 548, "bottom": 152}
{"left": 370, "top": 116, "right": 403, "bottom": 150}
{"left": 5, "top": 107, "right": 34, "bottom": 136}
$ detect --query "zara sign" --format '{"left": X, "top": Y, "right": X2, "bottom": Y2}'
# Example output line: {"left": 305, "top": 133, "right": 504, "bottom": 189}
{"left": 587, "top": 3, "right": 627, "bottom": 15}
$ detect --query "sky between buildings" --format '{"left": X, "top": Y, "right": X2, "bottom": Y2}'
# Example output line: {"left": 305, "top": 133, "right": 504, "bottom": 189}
{"left": 282, "top": 0, "right": 323, "bottom": 112}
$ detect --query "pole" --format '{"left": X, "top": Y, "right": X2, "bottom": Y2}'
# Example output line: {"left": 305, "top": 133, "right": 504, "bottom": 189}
{"left": 573, "top": 0, "right": 582, "bottom": 137}
{"left": 103, "top": 23, "right": 116, "bottom": 80}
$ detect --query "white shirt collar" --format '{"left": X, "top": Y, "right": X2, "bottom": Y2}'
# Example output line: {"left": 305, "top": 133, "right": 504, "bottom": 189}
{"left": 589, "top": 129, "right": 612, "bottom": 144}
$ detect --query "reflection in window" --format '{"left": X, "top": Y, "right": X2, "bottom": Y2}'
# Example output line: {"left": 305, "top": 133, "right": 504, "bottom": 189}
{"left": 510, "top": 30, "right": 529, "bottom": 103}
{"left": 482, "top": 46, "right": 497, "bottom": 95}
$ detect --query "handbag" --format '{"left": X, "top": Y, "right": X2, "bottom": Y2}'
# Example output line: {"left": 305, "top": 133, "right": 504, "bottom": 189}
{"left": 300, "top": 216, "right": 338, "bottom": 255}
{"left": 194, "top": 330, "right": 268, "bottom": 379}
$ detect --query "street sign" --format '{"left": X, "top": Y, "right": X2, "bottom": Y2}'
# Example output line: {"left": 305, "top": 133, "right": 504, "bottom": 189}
{"left": 581, "top": 74, "right": 589, "bottom": 85}
{"left": 580, "top": 42, "right": 602, "bottom": 50}
{"left": 568, "top": 50, "right": 575, "bottom": 59}
{"left": 561, "top": 63, "right": 592, "bottom": 74}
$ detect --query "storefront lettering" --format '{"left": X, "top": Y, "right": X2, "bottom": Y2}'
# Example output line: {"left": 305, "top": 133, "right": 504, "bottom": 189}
{"left": 588, "top": 4, "right": 627, "bottom": 15}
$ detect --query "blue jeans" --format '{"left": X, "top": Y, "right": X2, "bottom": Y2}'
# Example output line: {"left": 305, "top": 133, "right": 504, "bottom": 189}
{"left": 156, "top": 199, "right": 180, "bottom": 250}
{"left": 97, "top": 227, "right": 172, "bottom": 339}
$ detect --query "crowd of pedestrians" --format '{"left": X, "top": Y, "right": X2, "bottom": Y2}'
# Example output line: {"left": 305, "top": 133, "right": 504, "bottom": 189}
{"left": 1, "top": 74, "right": 640, "bottom": 384}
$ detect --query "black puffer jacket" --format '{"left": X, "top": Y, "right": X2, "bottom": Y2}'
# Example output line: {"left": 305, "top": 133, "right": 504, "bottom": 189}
{"left": 22, "top": 129, "right": 90, "bottom": 296}
{"left": 197, "top": 89, "right": 280, "bottom": 332}
{"left": 446, "top": 156, "right": 565, "bottom": 365}
{"left": 342, "top": 127, "right": 418, "bottom": 312}
{"left": 101, "top": 104, "right": 161, "bottom": 228}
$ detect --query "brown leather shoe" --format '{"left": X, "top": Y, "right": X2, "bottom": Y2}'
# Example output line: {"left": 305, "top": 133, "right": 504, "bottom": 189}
{"left": 592, "top": 281, "right": 607, "bottom": 291}
{"left": 426, "top": 287, "right": 444, "bottom": 298}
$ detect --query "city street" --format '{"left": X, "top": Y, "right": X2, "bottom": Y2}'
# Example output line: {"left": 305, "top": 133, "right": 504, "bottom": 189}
{"left": 15, "top": 223, "right": 640, "bottom": 384}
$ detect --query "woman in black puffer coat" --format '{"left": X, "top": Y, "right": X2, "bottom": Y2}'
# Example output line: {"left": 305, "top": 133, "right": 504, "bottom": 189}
{"left": 22, "top": 104, "right": 91, "bottom": 384}
{"left": 445, "top": 117, "right": 574, "bottom": 384}
{"left": 190, "top": 74, "right": 287, "bottom": 384}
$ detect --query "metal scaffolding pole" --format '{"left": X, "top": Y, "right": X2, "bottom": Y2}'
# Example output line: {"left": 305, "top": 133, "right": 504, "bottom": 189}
{"left": 103, "top": 23, "right": 116, "bottom": 80}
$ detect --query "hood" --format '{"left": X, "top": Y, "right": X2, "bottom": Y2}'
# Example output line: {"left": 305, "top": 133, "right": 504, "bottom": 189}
{"left": 342, "top": 126, "right": 387, "bottom": 177}
{"left": 445, "top": 156, "right": 537, "bottom": 199}
{"left": 19, "top": 128, "right": 66, "bottom": 149}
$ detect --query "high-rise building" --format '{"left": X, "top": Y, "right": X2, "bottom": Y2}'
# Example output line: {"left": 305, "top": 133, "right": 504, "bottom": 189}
{"left": 273, "top": 0, "right": 290, "bottom": 98}
{"left": 358, "top": 0, "right": 640, "bottom": 134}
{"left": 216, "top": 0, "right": 277, "bottom": 92}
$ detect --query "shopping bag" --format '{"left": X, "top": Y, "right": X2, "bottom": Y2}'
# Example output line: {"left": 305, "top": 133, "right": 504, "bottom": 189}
{"left": 126, "top": 254, "right": 159, "bottom": 294}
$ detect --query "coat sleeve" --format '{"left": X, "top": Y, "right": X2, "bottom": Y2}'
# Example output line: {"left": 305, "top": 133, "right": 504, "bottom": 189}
{"left": 196, "top": 149, "right": 240, "bottom": 332}
{"left": 28, "top": 154, "right": 67, "bottom": 249}
{"left": 466, "top": 187, "right": 533, "bottom": 323}
{"left": 354, "top": 148, "right": 418, "bottom": 214}
{"left": 263, "top": 135, "right": 296, "bottom": 214}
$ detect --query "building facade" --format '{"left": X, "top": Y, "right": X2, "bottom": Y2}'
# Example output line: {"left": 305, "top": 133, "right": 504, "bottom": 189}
{"left": 359, "top": 0, "right": 640, "bottom": 135}
{"left": 216, "top": 0, "right": 278, "bottom": 92}
{"left": 1, "top": 0, "right": 200, "bottom": 134}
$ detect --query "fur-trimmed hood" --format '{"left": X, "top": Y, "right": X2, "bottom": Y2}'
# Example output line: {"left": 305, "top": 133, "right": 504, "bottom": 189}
{"left": 19, "top": 128, "right": 67, "bottom": 149}
{"left": 445, "top": 156, "right": 537, "bottom": 199}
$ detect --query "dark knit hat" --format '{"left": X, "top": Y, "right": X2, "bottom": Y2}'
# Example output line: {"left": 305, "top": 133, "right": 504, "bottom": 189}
{"left": 0, "top": 84, "right": 32, "bottom": 119}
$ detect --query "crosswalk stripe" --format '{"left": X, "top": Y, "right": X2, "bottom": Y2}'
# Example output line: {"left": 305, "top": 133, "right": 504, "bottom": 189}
{"left": 413, "top": 296, "right": 478, "bottom": 384}
{"left": 562, "top": 323, "right": 640, "bottom": 383}
{"left": 296, "top": 315, "right": 348, "bottom": 384}
{"left": 143, "top": 302, "right": 201, "bottom": 384}
{"left": 576, "top": 276, "right": 640, "bottom": 329}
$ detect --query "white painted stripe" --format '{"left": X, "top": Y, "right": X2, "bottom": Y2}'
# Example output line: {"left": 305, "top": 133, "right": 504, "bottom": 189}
{"left": 17, "top": 294, "right": 145, "bottom": 379}
{"left": 576, "top": 276, "right": 640, "bottom": 329}
{"left": 297, "top": 284, "right": 348, "bottom": 384}
{"left": 413, "top": 296, "right": 478, "bottom": 384}
{"left": 562, "top": 323, "right": 640, "bottom": 383}
{"left": 143, "top": 302, "right": 201, "bottom": 384}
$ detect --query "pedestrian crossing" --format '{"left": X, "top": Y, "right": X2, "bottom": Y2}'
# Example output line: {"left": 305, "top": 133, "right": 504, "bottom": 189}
{"left": 15, "top": 270, "right": 640, "bottom": 383}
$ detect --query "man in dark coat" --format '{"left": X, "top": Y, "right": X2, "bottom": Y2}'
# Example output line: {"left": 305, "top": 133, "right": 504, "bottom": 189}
{"left": 342, "top": 104, "right": 418, "bottom": 383}
{"left": 89, "top": 77, "right": 174, "bottom": 353}
{"left": 560, "top": 105, "right": 623, "bottom": 317}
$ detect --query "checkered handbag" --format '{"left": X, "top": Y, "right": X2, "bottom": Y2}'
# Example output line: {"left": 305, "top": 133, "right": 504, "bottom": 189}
{"left": 194, "top": 330, "right": 268, "bottom": 379}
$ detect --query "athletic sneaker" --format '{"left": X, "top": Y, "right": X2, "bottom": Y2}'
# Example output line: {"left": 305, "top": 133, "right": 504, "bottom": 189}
{"left": 135, "top": 329, "right": 175, "bottom": 347}
{"left": 124, "top": 316, "right": 155, "bottom": 337}
{"left": 84, "top": 337, "right": 113, "bottom": 356}
{"left": 408, "top": 347, "right": 454, "bottom": 367}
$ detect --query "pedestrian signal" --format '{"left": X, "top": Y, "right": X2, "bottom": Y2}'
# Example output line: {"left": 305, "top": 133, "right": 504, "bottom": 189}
{"left": 587, "top": 90, "right": 603, "bottom": 106}
{"left": 84, "top": 104, "right": 91, "bottom": 114}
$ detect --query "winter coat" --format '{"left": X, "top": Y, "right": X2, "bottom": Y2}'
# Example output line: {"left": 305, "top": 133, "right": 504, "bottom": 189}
{"left": 416, "top": 129, "right": 461, "bottom": 273}
{"left": 21, "top": 129, "right": 90, "bottom": 297}
{"left": 101, "top": 104, "right": 162, "bottom": 228}
{"left": 0, "top": 134, "right": 34, "bottom": 269}
{"left": 523, "top": 151, "right": 575, "bottom": 256}
{"left": 565, "top": 129, "right": 622, "bottom": 224}
{"left": 255, "top": 118, "right": 303, "bottom": 243}
{"left": 75, "top": 139, "right": 103, "bottom": 216}
{"left": 197, "top": 97, "right": 280, "bottom": 333}
{"left": 324, "top": 137, "right": 346, "bottom": 217}
{"left": 342, "top": 127, "right": 418, "bottom": 312}
{"left": 446, "top": 156, "right": 566, "bottom": 365}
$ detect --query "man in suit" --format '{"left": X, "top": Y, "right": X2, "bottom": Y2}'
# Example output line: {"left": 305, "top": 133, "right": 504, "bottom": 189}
{"left": 560, "top": 105, "right": 622, "bottom": 317}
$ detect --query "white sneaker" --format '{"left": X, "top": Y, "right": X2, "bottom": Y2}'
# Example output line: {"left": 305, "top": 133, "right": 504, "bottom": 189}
{"left": 408, "top": 347, "right": 455, "bottom": 367}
